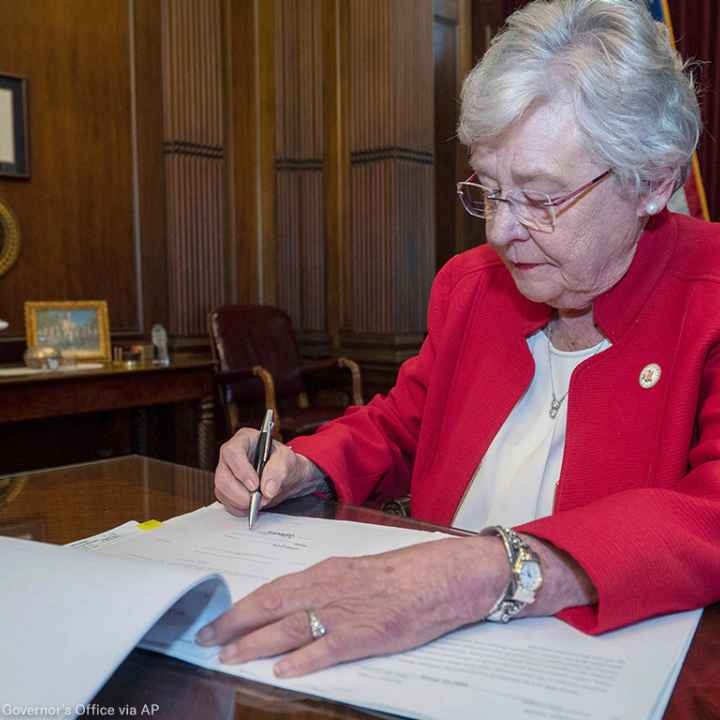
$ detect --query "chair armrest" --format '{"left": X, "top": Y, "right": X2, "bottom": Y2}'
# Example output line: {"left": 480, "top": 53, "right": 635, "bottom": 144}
{"left": 215, "top": 365, "right": 282, "bottom": 438}
{"left": 301, "top": 357, "right": 363, "bottom": 406}
{"left": 338, "top": 357, "right": 363, "bottom": 405}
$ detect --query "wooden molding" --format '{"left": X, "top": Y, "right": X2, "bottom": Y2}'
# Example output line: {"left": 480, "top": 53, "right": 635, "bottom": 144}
{"left": 258, "top": 0, "right": 277, "bottom": 305}
{"left": 226, "top": 0, "right": 276, "bottom": 306}
{"left": 160, "top": 0, "right": 226, "bottom": 337}
{"left": 339, "top": 331, "right": 425, "bottom": 365}
{"left": 323, "top": 0, "right": 350, "bottom": 350}
{"left": 134, "top": 0, "right": 169, "bottom": 333}
{"left": 344, "top": 0, "right": 435, "bottom": 339}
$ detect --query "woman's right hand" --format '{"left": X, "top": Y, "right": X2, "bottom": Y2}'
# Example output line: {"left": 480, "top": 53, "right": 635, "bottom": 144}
{"left": 214, "top": 428, "right": 325, "bottom": 517}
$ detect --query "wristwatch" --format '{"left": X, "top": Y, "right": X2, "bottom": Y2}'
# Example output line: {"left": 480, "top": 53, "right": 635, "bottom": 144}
{"left": 480, "top": 526, "right": 543, "bottom": 623}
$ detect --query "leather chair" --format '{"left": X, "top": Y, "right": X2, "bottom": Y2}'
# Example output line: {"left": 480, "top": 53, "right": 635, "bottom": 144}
{"left": 208, "top": 305, "right": 363, "bottom": 441}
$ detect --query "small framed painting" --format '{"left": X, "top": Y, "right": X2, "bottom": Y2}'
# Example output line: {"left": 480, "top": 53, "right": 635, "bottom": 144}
{"left": 24, "top": 300, "right": 111, "bottom": 362}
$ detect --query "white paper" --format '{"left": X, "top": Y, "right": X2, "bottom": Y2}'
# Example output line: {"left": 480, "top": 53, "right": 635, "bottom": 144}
{"left": 81, "top": 504, "right": 702, "bottom": 720}
{"left": 0, "top": 536, "right": 230, "bottom": 719}
{"left": 67, "top": 520, "right": 140, "bottom": 549}
{"left": 0, "top": 88, "right": 15, "bottom": 164}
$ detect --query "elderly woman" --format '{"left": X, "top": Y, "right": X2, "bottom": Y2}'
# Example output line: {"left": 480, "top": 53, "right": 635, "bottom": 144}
{"left": 198, "top": 0, "right": 720, "bottom": 678}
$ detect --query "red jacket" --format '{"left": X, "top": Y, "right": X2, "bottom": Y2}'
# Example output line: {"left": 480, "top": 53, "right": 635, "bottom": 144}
{"left": 289, "top": 210, "right": 720, "bottom": 634}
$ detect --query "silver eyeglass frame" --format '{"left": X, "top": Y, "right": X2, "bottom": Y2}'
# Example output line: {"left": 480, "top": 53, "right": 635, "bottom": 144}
{"left": 456, "top": 169, "right": 612, "bottom": 231}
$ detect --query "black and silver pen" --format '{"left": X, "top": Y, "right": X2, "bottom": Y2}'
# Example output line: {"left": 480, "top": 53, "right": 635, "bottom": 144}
{"left": 249, "top": 409, "right": 274, "bottom": 530}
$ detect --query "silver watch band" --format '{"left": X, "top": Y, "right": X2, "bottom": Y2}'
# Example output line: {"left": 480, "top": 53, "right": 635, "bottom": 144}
{"left": 481, "top": 525, "right": 543, "bottom": 623}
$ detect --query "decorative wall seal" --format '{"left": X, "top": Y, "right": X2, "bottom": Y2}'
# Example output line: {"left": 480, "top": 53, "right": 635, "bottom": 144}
{"left": 0, "top": 199, "right": 20, "bottom": 277}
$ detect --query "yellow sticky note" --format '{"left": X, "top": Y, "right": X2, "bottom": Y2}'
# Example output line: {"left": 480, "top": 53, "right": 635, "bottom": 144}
{"left": 137, "top": 519, "right": 163, "bottom": 531}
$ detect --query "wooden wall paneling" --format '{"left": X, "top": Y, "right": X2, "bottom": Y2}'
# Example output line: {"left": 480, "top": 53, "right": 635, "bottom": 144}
{"left": 433, "top": 0, "right": 482, "bottom": 270}
{"left": 342, "top": 0, "right": 434, "bottom": 377}
{"left": 348, "top": 0, "right": 388, "bottom": 337}
{"left": 434, "top": 0, "right": 460, "bottom": 271}
{"left": 472, "top": 0, "right": 506, "bottom": 64}
{"left": 274, "top": 0, "right": 327, "bottom": 355}
{"left": 258, "top": 0, "right": 278, "bottom": 307}
{"left": 275, "top": 0, "right": 298, "bottom": 327}
{"left": 161, "top": 0, "right": 225, "bottom": 341}
{"left": 301, "top": 171, "right": 325, "bottom": 333}
{"left": 134, "top": 0, "right": 170, "bottom": 334}
{"left": 393, "top": 0, "right": 435, "bottom": 332}
{"left": 0, "top": 0, "right": 139, "bottom": 360}
{"left": 455, "top": 0, "right": 480, "bottom": 253}
{"left": 226, "top": 0, "right": 276, "bottom": 307}
{"left": 307, "top": 0, "right": 326, "bottom": 340}
{"left": 323, "top": 0, "right": 350, "bottom": 351}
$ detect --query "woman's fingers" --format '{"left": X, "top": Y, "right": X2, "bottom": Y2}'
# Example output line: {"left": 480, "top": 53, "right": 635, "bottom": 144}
{"left": 217, "top": 603, "right": 394, "bottom": 678}
{"left": 218, "top": 609, "right": 318, "bottom": 663}
{"left": 273, "top": 629, "right": 347, "bottom": 678}
{"left": 214, "top": 486, "right": 249, "bottom": 517}
{"left": 215, "top": 429, "right": 304, "bottom": 513}
{"left": 214, "top": 459, "right": 254, "bottom": 512}
{"left": 198, "top": 537, "right": 510, "bottom": 678}
{"left": 217, "top": 430, "right": 258, "bottom": 492}
{"left": 258, "top": 455, "right": 286, "bottom": 499}
{"left": 200, "top": 563, "right": 338, "bottom": 645}
{"left": 215, "top": 604, "right": 371, "bottom": 678}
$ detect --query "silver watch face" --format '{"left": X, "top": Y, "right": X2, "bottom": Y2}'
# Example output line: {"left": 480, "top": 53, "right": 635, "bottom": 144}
{"left": 519, "top": 561, "right": 542, "bottom": 591}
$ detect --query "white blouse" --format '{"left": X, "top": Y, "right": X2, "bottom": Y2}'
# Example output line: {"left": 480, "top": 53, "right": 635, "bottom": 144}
{"left": 452, "top": 330, "right": 610, "bottom": 533}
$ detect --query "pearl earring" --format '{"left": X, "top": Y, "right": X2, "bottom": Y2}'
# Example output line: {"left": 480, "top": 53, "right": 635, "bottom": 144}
{"left": 646, "top": 201, "right": 660, "bottom": 215}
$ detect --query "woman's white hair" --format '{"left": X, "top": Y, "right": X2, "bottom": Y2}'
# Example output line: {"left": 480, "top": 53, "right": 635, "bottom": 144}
{"left": 458, "top": 0, "right": 701, "bottom": 196}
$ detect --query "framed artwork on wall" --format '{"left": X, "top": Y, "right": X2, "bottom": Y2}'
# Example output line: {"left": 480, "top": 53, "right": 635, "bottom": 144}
{"left": 0, "top": 74, "right": 29, "bottom": 179}
{"left": 24, "top": 300, "right": 111, "bottom": 362}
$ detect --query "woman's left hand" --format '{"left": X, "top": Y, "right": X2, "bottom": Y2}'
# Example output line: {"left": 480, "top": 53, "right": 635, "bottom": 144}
{"left": 196, "top": 535, "right": 510, "bottom": 678}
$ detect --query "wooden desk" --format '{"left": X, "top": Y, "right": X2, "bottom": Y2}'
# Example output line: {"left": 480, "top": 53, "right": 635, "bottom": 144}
{"left": 0, "top": 357, "right": 215, "bottom": 470}
{"left": 1, "top": 456, "right": 717, "bottom": 720}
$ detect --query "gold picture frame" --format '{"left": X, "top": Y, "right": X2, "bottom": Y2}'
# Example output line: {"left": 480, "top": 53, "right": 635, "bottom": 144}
{"left": 24, "top": 300, "right": 111, "bottom": 362}
{"left": 0, "top": 199, "right": 20, "bottom": 277}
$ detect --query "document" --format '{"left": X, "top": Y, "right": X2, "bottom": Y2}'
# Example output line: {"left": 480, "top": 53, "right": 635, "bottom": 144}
{"left": 1, "top": 532, "right": 229, "bottom": 718}
{"left": 1, "top": 504, "right": 701, "bottom": 720}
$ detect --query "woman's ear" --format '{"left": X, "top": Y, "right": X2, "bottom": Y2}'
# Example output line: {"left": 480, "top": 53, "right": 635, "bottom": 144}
{"left": 638, "top": 175, "right": 677, "bottom": 217}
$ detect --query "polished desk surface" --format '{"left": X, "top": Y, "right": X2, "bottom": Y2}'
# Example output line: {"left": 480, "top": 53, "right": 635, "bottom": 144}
{"left": 0, "top": 355, "right": 213, "bottom": 386}
{"left": 0, "top": 357, "right": 216, "bottom": 470}
{"left": 1, "top": 456, "right": 718, "bottom": 720}
{"left": 0, "top": 355, "right": 214, "bottom": 423}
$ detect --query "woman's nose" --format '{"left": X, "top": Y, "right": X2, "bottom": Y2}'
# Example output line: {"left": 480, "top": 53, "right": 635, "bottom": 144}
{"left": 486, "top": 202, "right": 530, "bottom": 247}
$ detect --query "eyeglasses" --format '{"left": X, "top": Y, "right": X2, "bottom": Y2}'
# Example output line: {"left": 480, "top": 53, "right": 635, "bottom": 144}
{"left": 456, "top": 169, "right": 612, "bottom": 232}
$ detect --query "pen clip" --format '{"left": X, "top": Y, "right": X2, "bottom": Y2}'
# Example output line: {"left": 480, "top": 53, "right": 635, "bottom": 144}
{"left": 254, "top": 409, "right": 275, "bottom": 476}
{"left": 249, "top": 410, "right": 274, "bottom": 530}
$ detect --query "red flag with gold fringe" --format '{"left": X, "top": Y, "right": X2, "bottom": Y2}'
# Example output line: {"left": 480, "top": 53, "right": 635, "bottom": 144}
{"left": 649, "top": 0, "right": 710, "bottom": 220}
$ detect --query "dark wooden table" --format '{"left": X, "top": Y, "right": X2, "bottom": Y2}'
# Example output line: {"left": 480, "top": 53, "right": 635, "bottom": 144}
{"left": 0, "top": 356, "right": 216, "bottom": 469}
{"left": 1, "top": 456, "right": 717, "bottom": 720}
